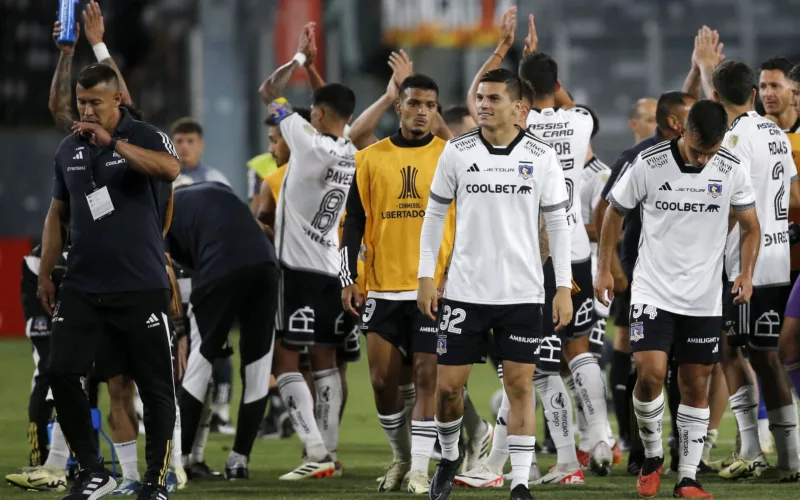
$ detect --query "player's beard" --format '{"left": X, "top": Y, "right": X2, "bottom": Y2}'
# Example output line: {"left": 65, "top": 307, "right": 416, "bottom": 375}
{"left": 409, "top": 127, "right": 427, "bottom": 138}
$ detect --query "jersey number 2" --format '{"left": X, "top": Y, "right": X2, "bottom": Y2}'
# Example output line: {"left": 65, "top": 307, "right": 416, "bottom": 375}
{"left": 311, "top": 189, "right": 346, "bottom": 234}
{"left": 773, "top": 161, "right": 788, "bottom": 221}
{"left": 439, "top": 305, "right": 466, "bottom": 334}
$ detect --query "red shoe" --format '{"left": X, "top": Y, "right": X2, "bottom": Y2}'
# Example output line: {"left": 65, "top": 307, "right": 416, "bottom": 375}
{"left": 577, "top": 449, "right": 590, "bottom": 468}
{"left": 673, "top": 477, "right": 713, "bottom": 498}
{"left": 636, "top": 456, "right": 664, "bottom": 499}
{"left": 612, "top": 442, "right": 623, "bottom": 465}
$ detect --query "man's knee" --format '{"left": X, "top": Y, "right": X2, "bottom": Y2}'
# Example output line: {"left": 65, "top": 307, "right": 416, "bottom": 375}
{"left": 309, "top": 345, "right": 336, "bottom": 371}
{"left": 413, "top": 354, "right": 437, "bottom": 394}
{"left": 503, "top": 368, "right": 533, "bottom": 403}
{"left": 562, "top": 336, "right": 589, "bottom": 361}
{"left": 749, "top": 349, "right": 782, "bottom": 374}
{"left": 635, "top": 364, "right": 666, "bottom": 396}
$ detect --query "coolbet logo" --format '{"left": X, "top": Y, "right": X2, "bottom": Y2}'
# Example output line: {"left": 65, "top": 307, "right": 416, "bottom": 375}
{"left": 467, "top": 184, "right": 528, "bottom": 194}
{"left": 708, "top": 183, "right": 723, "bottom": 198}
{"left": 655, "top": 201, "right": 711, "bottom": 213}
{"left": 519, "top": 163, "right": 533, "bottom": 179}
{"left": 398, "top": 165, "right": 421, "bottom": 199}
{"left": 706, "top": 205, "right": 720, "bottom": 212}
{"left": 518, "top": 186, "right": 532, "bottom": 194}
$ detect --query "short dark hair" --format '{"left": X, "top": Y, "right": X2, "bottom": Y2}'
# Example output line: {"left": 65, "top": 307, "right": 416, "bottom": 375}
{"left": 77, "top": 63, "right": 119, "bottom": 90}
{"left": 171, "top": 117, "right": 203, "bottom": 137}
{"left": 789, "top": 64, "right": 800, "bottom": 84}
{"left": 442, "top": 105, "right": 470, "bottom": 128}
{"left": 264, "top": 105, "right": 311, "bottom": 127}
{"left": 577, "top": 104, "right": 600, "bottom": 138}
{"left": 712, "top": 60, "right": 755, "bottom": 106}
{"left": 656, "top": 91, "right": 693, "bottom": 133}
{"left": 685, "top": 99, "right": 728, "bottom": 149}
{"left": 760, "top": 57, "right": 794, "bottom": 75}
{"left": 313, "top": 83, "right": 356, "bottom": 120}
{"left": 520, "top": 82, "right": 535, "bottom": 105}
{"left": 479, "top": 68, "right": 522, "bottom": 101}
{"left": 518, "top": 53, "right": 558, "bottom": 97}
{"left": 398, "top": 74, "right": 439, "bottom": 96}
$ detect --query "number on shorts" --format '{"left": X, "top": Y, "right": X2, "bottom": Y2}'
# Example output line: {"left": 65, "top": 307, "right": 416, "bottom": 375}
{"left": 311, "top": 189, "right": 346, "bottom": 234}
{"left": 362, "top": 299, "right": 376, "bottom": 323}
{"left": 439, "top": 305, "right": 466, "bottom": 334}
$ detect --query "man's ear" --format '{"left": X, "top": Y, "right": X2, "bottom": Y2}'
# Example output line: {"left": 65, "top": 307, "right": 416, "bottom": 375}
{"left": 394, "top": 99, "right": 401, "bottom": 116}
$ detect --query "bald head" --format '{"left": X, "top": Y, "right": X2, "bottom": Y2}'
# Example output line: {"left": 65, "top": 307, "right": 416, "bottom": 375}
{"left": 629, "top": 98, "right": 657, "bottom": 142}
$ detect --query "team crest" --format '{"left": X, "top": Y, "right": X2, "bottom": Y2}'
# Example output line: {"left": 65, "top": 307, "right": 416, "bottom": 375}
{"left": 708, "top": 183, "right": 723, "bottom": 198}
{"left": 630, "top": 323, "right": 644, "bottom": 343}
{"left": 518, "top": 164, "right": 533, "bottom": 179}
{"left": 436, "top": 337, "right": 447, "bottom": 355}
{"left": 728, "top": 135, "right": 739, "bottom": 149}
{"left": 33, "top": 317, "right": 48, "bottom": 331}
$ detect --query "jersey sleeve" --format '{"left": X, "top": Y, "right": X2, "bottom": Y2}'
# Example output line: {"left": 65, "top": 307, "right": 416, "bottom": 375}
{"left": 278, "top": 112, "right": 316, "bottom": 158}
{"left": 136, "top": 124, "right": 180, "bottom": 159}
{"left": 730, "top": 163, "right": 756, "bottom": 211}
{"left": 340, "top": 156, "right": 368, "bottom": 288}
{"left": 609, "top": 156, "right": 646, "bottom": 213}
{"left": 540, "top": 149, "right": 569, "bottom": 212}
{"left": 52, "top": 158, "right": 69, "bottom": 201}
{"left": 419, "top": 144, "right": 456, "bottom": 279}
{"left": 429, "top": 143, "right": 458, "bottom": 203}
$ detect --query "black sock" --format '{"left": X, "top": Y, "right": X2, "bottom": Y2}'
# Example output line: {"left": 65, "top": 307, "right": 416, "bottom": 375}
{"left": 666, "top": 357, "right": 681, "bottom": 441}
{"left": 627, "top": 370, "right": 644, "bottom": 455}
{"left": 28, "top": 377, "right": 54, "bottom": 466}
{"left": 610, "top": 350, "right": 632, "bottom": 442}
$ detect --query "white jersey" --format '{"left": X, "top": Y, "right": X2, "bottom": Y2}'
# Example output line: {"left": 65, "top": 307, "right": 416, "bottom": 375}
{"left": 418, "top": 128, "right": 571, "bottom": 304}
{"left": 275, "top": 113, "right": 357, "bottom": 277}
{"left": 609, "top": 139, "right": 755, "bottom": 316}
{"left": 724, "top": 111, "right": 797, "bottom": 287}
{"left": 581, "top": 157, "right": 611, "bottom": 317}
{"left": 527, "top": 107, "right": 594, "bottom": 262}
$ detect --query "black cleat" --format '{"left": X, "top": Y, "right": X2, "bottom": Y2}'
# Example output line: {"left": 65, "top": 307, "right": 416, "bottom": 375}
{"left": 185, "top": 461, "right": 223, "bottom": 480}
{"left": 509, "top": 483, "right": 534, "bottom": 500}
{"left": 136, "top": 482, "right": 169, "bottom": 500}
{"left": 225, "top": 462, "right": 249, "bottom": 480}
{"left": 62, "top": 463, "right": 115, "bottom": 500}
{"left": 429, "top": 453, "right": 464, "bottom": 500}
{"left": 697, "top": 460, "right": 715, "bottom": 474}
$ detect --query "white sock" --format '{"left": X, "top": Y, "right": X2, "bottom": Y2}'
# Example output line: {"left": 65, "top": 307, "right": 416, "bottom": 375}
{"left": 378, "top": 410, "right": 411, "bottom": 461}
{"left": 606, "top": 421, "right": 616, "bottom": 448}
{"left": 768, "top": 404, "right": 800, "bottom": 471}
{"left": 190, "top": 397, "right": 213, "bottom": 464}
{"left": 43, "top": 422, "right": 69, "bottom": 471}
{"left": 462, "top": 389, "right": 487, "bottom": 439}
{"left": 400, "top": 384, "right": 416, "bottom": 417}
{"left": 534, "top": 374, "right": 579, "bottom": 467}
{"left": 508, "top": 435, "right": 535, "bottom": 490}
{"left": 435, "top": 417, "right": 462, "bottom": 461}
{"left": 485, "top": 403, "right": 509, "bottom": 474}
{"left": 411, "top": 420, "right": 437, "bottom": 472}
{"left": 568, "top": 353, "right": 609, "bottom": 448}
{"left": 172, "top": 401, "right": 182, "bottom": 470}
{"left": 212, "top": 403, "right": 231, "bottom": 423}
{"left": 565, "top": 375, "right": 591, "bottom": 452}
{"left": 313, "top": 368, "right": 343, "bottom": 461}
{"left": 115, "top": 440, "right": 140, "bottom": 481}
{"left": 729, "top": 385, "right": 760, "bottom": 459}
{"left": 277, "top": 372, "right": 329, "bottom": 461}
{"left": 676, "top": 404, "right": 709, "bottom": 482}
{"left": 702, "top": 428, "right": 718, "bottom": 462}
{"left": 633, "top": 392, "right": 665, "bottom": 458}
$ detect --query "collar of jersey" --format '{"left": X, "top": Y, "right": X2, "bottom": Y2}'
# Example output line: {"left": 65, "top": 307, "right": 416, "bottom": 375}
{"left": 389, "top": 131, "right": 435, "bottom": 148}
{"left": 477, "top": 127, "right": 525, "bottom": 155}
{"left": 669, "top": 137, "right": 708, "bottom": 174}
{"left": 115, "top": 107, "right": 134, "bottom": 135}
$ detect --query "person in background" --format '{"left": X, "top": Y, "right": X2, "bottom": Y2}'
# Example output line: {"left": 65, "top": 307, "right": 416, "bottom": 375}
{"left": 171, "top": 118, "right": 230, "bottom": 186}
{"left": 441, "top": 105, "right": 477, "bottom": 136}
{"left": 628, "top": 98, "right": 658, "bottom": 144}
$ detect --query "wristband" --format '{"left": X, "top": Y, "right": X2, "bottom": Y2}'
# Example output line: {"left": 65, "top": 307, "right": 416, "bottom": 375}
{"left": 109, "top": 136, "right": 118, "bottom": 151}
{"left": 92, "top": 42, "right": 111, "bottom": 61}
{"left": 492, "top": 52, "right": 504, "bottom": 61}
{"left": 292, "top": 52, "right": 307, "bottom": 67}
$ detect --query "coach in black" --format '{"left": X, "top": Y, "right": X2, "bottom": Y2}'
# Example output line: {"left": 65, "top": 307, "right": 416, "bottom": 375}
{"left": 39, "top": 63, "right": 179, "bottom": 500}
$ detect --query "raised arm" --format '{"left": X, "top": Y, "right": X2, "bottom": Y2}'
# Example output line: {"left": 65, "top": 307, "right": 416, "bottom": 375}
{"left": 467, "top": 7, "right": 517, "bottom": 123}
{"left": 694, "top": 26, "right": 726, "bottom": 99}
{"left": 83, "top": 1, "right": 133, "bottom": 106}
{"left": 259, "top": 23, "right": 316, "bottom": 106}
{"left": 49, "top": 20, "right": 79, "bottom": 131}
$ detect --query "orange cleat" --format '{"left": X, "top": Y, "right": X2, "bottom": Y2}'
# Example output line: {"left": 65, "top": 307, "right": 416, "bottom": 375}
{"left": 673, "top": 477, "right": 714, "bottom": 498}
{"left": 636, "top": 456, "right": 664, "bottom": 499}
{"left": 612, "top": 442, "right": 623, "bottom": 465}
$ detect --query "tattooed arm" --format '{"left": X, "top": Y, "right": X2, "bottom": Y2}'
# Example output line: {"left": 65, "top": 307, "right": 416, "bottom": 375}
{"left": 49, "top": 20, "right": 78, "bottom": 131}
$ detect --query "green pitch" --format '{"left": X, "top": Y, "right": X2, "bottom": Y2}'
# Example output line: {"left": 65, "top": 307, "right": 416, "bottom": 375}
{"left": 0, "top": 334, "right": 795, "bottom": 499}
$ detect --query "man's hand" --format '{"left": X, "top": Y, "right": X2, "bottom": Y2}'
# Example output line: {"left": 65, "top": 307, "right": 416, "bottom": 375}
{"left": 176, "top": 335, "right": 188, "bottom": 381}
{"left": 304, "top": 26, "right": 318, "bottom": 67}
{"left": 552, "top": 287, "right": 573, "bottom": 332}
{"left": 523, "top": 14, "right": 538, "bottom": 57}
{"left": 83, "top": 0, "right": 105, "bottom": 46}
{"left": 298, "top": 22, "right": 316, "bottom": 59}
{"left": 694, "top": 26, "right": 725, "bottom": 71}
{"left": 594, "top": 268, "right": 615, "bottom": 306}
{"left": 37, "top": 277, "right": 57, "bottom": 316}
{"left": 341, "top": 284, "right": 364, "bottom": 317}
{"left": 732, "top": 274, "right": 753, "bottom": 305}
{"left": 53, "top": 19, "right": 80, "bottom": 54}
{"left": 72, "top": 122, "right": 112, "bottom": 148}
{"left": 389, "top": 50, "right": 414, "bottom": 90}
{"left": 498, "top": 6, "right": 517, "bottom": 49}
{"left": 417, "top": 277, "right": 439, "bottom": 321}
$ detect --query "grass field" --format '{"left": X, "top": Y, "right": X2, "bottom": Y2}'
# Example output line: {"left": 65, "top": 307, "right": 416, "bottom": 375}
{"left": 0, "top": 334, "right": 797, "bottom": 499}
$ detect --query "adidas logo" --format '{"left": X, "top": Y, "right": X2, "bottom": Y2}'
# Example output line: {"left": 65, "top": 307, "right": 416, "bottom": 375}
{"left": 659, "top": 182, "right": 672, "bottom": 191}
{"left": 146, "top": 313, "right": 160, "bottom": 328}
{"left": 712, "top": 343, "right": 718, "bottom": 354}
{"left": 73, "top": 151, "right": 84, "bottom": 160}
{"left": 467, "top": 163, "right": 480, "bottom": 172}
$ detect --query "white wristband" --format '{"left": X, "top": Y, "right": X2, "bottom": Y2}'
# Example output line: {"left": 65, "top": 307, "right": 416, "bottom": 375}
{"left": 92, "top": 42, "right": 111, "bottom": 61}
{"left": 292, "top": 52, "right": 307, "bottom": 67}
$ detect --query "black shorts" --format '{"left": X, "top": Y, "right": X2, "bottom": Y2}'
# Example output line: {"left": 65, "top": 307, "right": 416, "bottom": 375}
{"left": 589, "top": 318, "right": 606, "bottom": 358}
{"left": 436, "top": 299, "right": 543, "bottom": 366}
{"left": 360, "top": 298, "right": 437, "bottom": 358}
{"left": 725, "top": 285, "right": 790, "bottom": 351}
{"left": 21, "top": 275, "right": 53, "bottom": 375}
{"left": 46, "top": 288, "right": 173, "bottom": 380}
{"left": 613, "top": 288, "right": 632, "bottom": 328}
{"left": 337, "top": 311, "right": 361, "bottom": 363}
{"left": 542, "top": 259, "right": 595, "bottom": 341}
{"left": 628, "top": 303, "right": 721, "bottom": 365}
{"left": 277, "top": 267, "right": 342, "bottom": 348}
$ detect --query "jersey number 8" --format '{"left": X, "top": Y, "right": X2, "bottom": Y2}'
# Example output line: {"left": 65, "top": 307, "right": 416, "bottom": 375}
{"left": 439, "top": 305, "right": 466, "bottom": 334}
{"left": 311, "top": 189, "right": 346, "bottom": 234}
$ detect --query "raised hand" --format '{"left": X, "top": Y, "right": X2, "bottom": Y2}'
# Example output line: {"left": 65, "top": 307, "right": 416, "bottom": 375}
{"left": 83, "top": 0, "right": 105, "bottom": 46}
{"left": 499, "top": 6, "right": 517, "bottom": 49}
{"left": 298, "top": 22, "right": 317, "bottom": 60}
{"left": 388, "top": 49, "right": 414, "bottom": 90}
{"left": 693, "top": 26, "right": 725, "bottom": 70}
{"left": 523, "top": 14, "right": 538, "bottom": 56}
{"left": 52, "top": 18, "right": 80, "bottom": 54}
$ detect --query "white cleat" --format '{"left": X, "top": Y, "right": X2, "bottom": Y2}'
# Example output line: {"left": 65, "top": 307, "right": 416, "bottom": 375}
{"left": 454, "top": 464, "right": 504, "bottom": 488}
{"left": 504, "top": 463, "right": 540, "bottom": 482}
{"left": 462, "top": 421, "right": 493, "bottom": 473}
{"left": 6, "top": 466, "right": 67, "bottom": 491}
{"left": 377, "top": 459, "right": 410, "bottom": 492}
{"left": 406, "top": 469, "right": 430, "bottom": 494}
{"left": 279, "top": 459, "right": 337, "bottom": 480}
{"left": 531, "top": 464, "right": 585, "bottom": 485}
{"left": 718, "top": 453, "right": 768, "bottom": 480}
{"left": 589, "top": 441, "right": 613, "bottom": 476}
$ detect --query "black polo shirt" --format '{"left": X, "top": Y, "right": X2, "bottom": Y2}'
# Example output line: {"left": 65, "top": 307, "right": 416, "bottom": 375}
{"left": 600, "top": 130, "right": 666, "bottom": 278}
{"left": 165, "top": 182, "right": 277, "bottom": 292}
{"left": 52, "top": 108, "right": 175, "bottom": 293}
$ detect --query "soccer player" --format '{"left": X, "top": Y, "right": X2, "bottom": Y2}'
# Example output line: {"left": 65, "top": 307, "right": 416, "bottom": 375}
{"left": 339, "top": 74, "right": 457, "bottom": 494}
{"left": 693, "top": 57, "right": 800, "bottom": 481}
{"left": 629, "top": 98, "right": 658, "bottom": 143}
{"left": 418, "top": 68, "right": 573, "bottom": 500}
{"left": 760, "top": 58, "right": 800, "bottom": 133}
{"left": 258, "top": 22, "right": 357, "bottom": 479}
{"left": 596, "top": 99, "right": 759, "bottom": 499}
{"left": 442, "top": 105, "right": 477, "bottom": 136}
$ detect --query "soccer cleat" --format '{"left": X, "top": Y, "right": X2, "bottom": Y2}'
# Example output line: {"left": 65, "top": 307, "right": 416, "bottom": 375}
{"left": 333, "top": 461, "right": 344, "bottom": 478}
{"left": 718, "top": 453, "right": 768, "bottom": 479}
{"left": 165, "top": 472, "right": 178, "bottom": 492}
{"left": 62, "top": 465, "right": 116, "bottom": 500}
{"left": 135, "top": 482, "right": 169, "bottom": 500}
{"left": 576, "top": 448, "right": 590, "bottom": 468}
{"left": 590, "top": 441, "right": 613, "bottom": 476}
{"left": 532, "top": 464, "right": 584, "bottom": 485}
{"left": 612, "top": 442, "right": 624, "bottom": 465}
{"left": 455, "top": 464, "right": 504, "bottom": 488}
{"left": 185, "top": 461, "right": 222, "bottom": 480}
{"left": 697, "top": 461, "right": 715, "bottom": 474}
{"left": 225, "top": 458, "right": 249, "bottom": 480}
{"left": 111, "top": 478, "right": 144, "bottom": 495}
{"left": 377, "top": 459, "right": 409, "bottom": 492}
{"left": 504, "top": 463, "right": 540, "bottom": 482}
{"left": 778, "top": 468, "right": 800, "bottom": 482}
{"left": 406, "top": 469, "right": 430, "bottom": 494}
{"left": 628, "top": 448, "right": 645, "bottom": 476}
{"left": 707, "top": 453, "right": 735, "bottom": 472}
{"left": 510, "top": 484, "right": 534, "bottom": 500}
{"left": 636, "top": 456, "right": 664, "bottom": 499}
{"left": 673, "top": 477, "right": 713, "bottom": 498}
{"left": 209, "top": 414, "right": 236, "bottom": 435}
{"left": 278, "top": 458, "right": 337, "bottom": 480}
{"left": 429, "top": 453, "right": 464, "bottom": 500}
{"left": 6, "top": 465, "right": 67, "bottom": 491}
{"left": 462, "top": 421, "right": 493, "bottom": 473}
